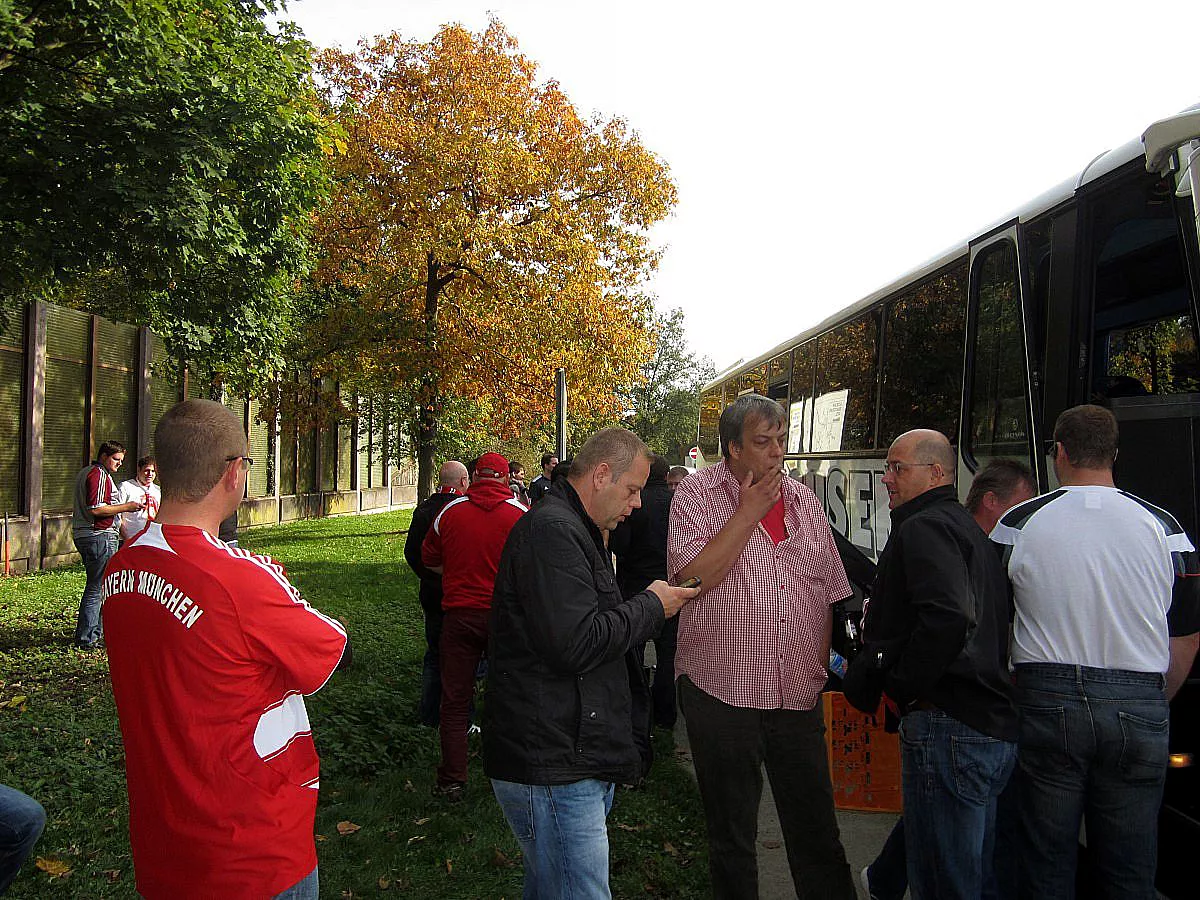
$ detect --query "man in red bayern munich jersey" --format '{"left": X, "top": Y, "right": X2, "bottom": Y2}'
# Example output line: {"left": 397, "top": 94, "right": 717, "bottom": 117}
{"left": 102, "top": 399, "right": 349, "bottom": 900}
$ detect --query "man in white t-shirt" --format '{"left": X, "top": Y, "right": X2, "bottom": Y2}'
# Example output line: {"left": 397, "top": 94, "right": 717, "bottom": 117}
{"left": 118, "top": 456, "right": 161, "bottom": 541}
{"left": 990, "top": 404, "right": 1200, "bottom": 900}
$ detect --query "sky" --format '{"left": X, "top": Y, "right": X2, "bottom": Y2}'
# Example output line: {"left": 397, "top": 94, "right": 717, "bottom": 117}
{"left": 279, "top": 0, "right": 1199, "bottom": 374}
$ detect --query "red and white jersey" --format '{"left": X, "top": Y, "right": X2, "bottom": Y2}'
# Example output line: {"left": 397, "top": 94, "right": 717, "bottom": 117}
{"left": 102, "top": 523, "right": 347, "bottom": 899}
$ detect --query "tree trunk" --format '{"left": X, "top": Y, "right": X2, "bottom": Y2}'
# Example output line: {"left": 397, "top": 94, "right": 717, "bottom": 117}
{"left": 415, "top": 254, "right": 449, "bottom": 502}
{"left": 416, "top": 379, "right": 438, "bottom": 502}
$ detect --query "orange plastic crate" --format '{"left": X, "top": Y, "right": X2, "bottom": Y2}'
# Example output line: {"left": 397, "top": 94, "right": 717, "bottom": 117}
{"left": 823, "top": 691, "right": 903, "bottom": 813}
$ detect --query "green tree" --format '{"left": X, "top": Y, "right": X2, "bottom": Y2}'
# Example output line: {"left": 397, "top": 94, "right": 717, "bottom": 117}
{"left": 624, "top": 307, "right": 715, "bottom": 462}
{"left": 0, "top": 0, "right": 329, "bottom": 380}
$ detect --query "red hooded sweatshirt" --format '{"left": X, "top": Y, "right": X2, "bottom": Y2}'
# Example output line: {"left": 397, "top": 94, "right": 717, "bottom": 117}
{"left": 421, "top": 476, "right": 528, "bottom": 611}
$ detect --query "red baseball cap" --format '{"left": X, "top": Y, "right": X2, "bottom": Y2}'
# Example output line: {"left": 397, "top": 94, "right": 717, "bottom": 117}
{"left": 475, "top": 452, "right": 509, "bottom": 479}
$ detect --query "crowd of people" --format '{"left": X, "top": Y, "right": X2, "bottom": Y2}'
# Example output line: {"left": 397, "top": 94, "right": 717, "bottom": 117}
{"left": 0, "top": 391, "right": 1196, "bottom": 899}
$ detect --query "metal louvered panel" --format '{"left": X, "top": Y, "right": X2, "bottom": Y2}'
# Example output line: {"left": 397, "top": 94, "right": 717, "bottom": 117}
{"left": 247, "top": 399, "right": 270, "bottom": 498}
{"left": 185, "top": 369, "right": 208, "bottom": 401}
{"left": 93, "top": 367, "right": 136, "bottom": 460}
{"left": 0, "top": 304, "right": 24, "bottom": 350}
{"left": 96, "top": 317, "right": 136, "bottom": 368}
{"left": 46, "top": 306, "right": 90, "bottom": 361}
{"left": 320, "top": 427, "right": 337, "bottom": 491}
{"left": 279, "top": 422, "right": 297, "bottom": 496}
{"left": 43, "top": 358, "right": 88, "bottom": 510}
{"left": 357, "top": 403, "right": 370, "bottom": 489}
{"left": 337, "top": 418, "right": 352, "bottom": 492}
{"left": 370, "top": 405, "right": 386, "bottom": 488}
{"left": 0, "top": 348, "right": 24, "bottom": 512}
{"left": 298, "top": 428, "right": 316, "bottom": 493}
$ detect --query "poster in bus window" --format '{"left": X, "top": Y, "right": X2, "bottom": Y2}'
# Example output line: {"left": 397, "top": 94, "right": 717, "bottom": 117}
{"left": 811, "top": 390, "right": 849, "bottom": 452}
{"left": 788, "top": 401, "right": 805, "bottom": 454}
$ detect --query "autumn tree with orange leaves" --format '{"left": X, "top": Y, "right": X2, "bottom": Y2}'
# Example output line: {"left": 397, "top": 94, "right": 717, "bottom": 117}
{"left": 309, "top": 20, "right": 677, "bottom": 499}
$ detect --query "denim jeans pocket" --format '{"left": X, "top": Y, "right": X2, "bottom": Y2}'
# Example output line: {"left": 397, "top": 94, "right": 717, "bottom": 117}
{"left": 1117, "top": 711, "right": 1168, "bottom": 783}
{"left": 1018, "top": 703, "right": 1068, "bottom": 765}
{"left": 491, "top": 781, "right": 536, "bottom": 841}
{"left": 950, "top": 735, "right": 1008, "bottom": 804}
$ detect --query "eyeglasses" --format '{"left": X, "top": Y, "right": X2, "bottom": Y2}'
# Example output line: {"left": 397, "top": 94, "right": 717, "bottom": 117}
{"left": 1044, "top": 440, "right": 1058, "bottom": 457}
{"left": 883, "top": 460, "right": 936, "bottom": 475}
{"left": 225, "top": 455, "right": 255, "bottom": 469}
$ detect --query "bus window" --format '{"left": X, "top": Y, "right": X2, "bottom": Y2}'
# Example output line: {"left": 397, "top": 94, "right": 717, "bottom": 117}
{"left": 767, "top": 353, "right": 790, "bottom": 401}
{"left": 879, "top": 261, "right": 968, "bottom": 445}
{"left": 1088, "top": 174, "right": 1200, "bottom": 398}
{"left": 967, "top": 240, "right": 1031, "bottom": 463}
{"left": 698, "top": 387, "right": 721, "bottom": 461}
{"left": 789, "top": 341, "right": 815, "bottom": 453}
{"left": 739, "top": 364, "right": 767, "bottom": 396}
{"left": 813, "top": 312, "right": 879, "bottom": 452}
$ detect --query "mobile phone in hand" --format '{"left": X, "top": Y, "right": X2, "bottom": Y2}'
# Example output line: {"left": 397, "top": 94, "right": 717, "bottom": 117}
{"left": 678, "top": 576, "right": 702, "bottom": 589}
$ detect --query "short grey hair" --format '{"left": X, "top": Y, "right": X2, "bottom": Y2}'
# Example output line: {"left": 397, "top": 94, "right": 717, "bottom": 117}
{"left": 570, "top": 427, "right": 651, "bottom": 481}
{"left": 719, "top": 394, "right": 786, "bottom": 459}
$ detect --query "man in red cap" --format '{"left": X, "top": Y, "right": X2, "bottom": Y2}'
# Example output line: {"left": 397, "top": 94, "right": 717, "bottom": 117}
{"left": 422, "top": 451, "right": 527, "bottom": 801}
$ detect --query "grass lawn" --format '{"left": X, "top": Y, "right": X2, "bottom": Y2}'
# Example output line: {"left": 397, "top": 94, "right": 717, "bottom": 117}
{"left": 0, "top": 510, "right": 710, "bottom": 898}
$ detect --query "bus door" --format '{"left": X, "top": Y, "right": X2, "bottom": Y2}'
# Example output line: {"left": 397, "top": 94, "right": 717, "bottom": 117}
{"left": 958, "top": 224, "right": 1041, "bottom": 492}
{"left": 1074, "top": 163, "right": 1200, "bottom": 540}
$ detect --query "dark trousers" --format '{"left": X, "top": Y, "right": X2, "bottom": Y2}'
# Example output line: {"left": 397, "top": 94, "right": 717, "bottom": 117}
{"left": 419, "top": 590, "right": 444, "bottom": 727}
{"left": 679, "top": 676, "right": 855, "bottom": 900}
{"left": 437, "top": 608, "right": 489, "bottom": 786}
{"left": 649, "top": 616, "right": 678, "bottom": 728}
{"left": 1014, "top": 664, "right": 1168, "bottom": 900}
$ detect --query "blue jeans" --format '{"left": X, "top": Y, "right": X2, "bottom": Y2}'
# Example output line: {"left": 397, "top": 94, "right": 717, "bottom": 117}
{"left": 0, "top": 784, "right": 45, "bottom": 893}
{"left": 73, "top": 529, "right": 117, "bottom": 647}
{"left": 272, "top": 867, "right": 318, "bottom": 899}
{"left": 1014, "top": 664, "right": 1168, "bottom": 900}
{"left": 899, "top": 709, "right": 1016, "bottom": 900}
{"left": 491, "top": 778, "right": 615, "bottom": 899}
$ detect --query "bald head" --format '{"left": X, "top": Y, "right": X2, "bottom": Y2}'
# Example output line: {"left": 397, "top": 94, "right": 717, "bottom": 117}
{"left": 882, "top": 429, "right": 956, "bottom": 510}
{"left": 439, "top": 460, "right": 468, "bottom": 490}
{"left": 898, "top": 430, "right": 956, "bottom": 476}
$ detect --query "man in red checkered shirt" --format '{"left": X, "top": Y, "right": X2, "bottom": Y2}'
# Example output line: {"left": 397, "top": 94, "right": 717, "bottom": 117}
{"left": 668, "top": 394, "right": 856, "bottom": 900}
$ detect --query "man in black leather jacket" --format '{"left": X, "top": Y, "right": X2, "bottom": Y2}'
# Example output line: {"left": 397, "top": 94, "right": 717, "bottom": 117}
{"left": 609, "top": 455, "right": 677, "bottom": 728}
{"left": 843, "top": 429, "right": 1016, "bottom": 900}
{"left": 402, "top": 460, "right": 468, "bottom": 726}
{"left": 484, "top": 428, "right": 697, "bottom": 898}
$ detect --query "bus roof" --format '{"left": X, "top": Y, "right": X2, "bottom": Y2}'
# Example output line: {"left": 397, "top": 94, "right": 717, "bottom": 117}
{"left": 703, "top": 133, "right": 1149, "bottom": 393}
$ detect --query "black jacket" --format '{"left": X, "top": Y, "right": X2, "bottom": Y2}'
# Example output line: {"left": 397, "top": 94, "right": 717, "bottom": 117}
{"left": 483, "top": 480, "right": 664, "bottom": 785}
{"left": 607, "top": 475, "right": 671, "bottom": 599}
{"left": 843, "top": 485, "right": 1017, "bottom": 741}
{"left": 403, "top": 490, "right": 459, "bottom": 616}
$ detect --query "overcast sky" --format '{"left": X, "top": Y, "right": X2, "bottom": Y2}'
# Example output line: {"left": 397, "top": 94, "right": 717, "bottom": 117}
{"left": 281, "top": 0, "right": 1198, "bottom": 373}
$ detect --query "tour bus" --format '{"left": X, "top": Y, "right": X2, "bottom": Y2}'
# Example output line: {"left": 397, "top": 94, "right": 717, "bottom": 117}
{"left": 696, "top": 105, "right": 1200, "bottom": 897}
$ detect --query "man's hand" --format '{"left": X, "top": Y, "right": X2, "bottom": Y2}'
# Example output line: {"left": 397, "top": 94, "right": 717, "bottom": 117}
{"left": 646, "top": 580, "right": 700, "bottom": 618}
{"left": 739, "top": 466, "right": 782, "bottom": 522}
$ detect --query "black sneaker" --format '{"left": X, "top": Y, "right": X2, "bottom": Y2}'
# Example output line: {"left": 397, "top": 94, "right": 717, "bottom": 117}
{"left": 431, "top": 782, "right": 465, "bottom": 804}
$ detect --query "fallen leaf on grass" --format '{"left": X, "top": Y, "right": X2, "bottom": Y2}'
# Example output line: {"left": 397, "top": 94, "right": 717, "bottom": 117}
{"left": 103, "top": 869, "right": 121, "bottom": 882}
{"left": 35, "top": 857, "right": 71, "bottom": 878}
{"left": 491, "top": 848, "right": 515, "bottom": 868}
{"left": 336, "top": 820, "right": 361, "bottom": 836}
{"left": 5, "top": 695, "right": 27, "bottom": 708}
{"left": 445, "top": 858, "right": 453, "bottom": 874}
{"left": 403, "top": 779, "right": 414, "bottom": 792}
{"left": 663, "top": 841, "right": 678, "bottom": 857}
{"left": 407, "top": 835, "right": 425, "bottom": 846}
{"left": 413, "top": 816, "right": 430, "bottom": 826}
{"left": 378, "top": 876, "right": 390, "bottom": 890}
{"left": 614, "top": 822, "right": 645, "bottom": 832}
{"left": 315, "top": 834, "right": 327, "bottom": 841}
